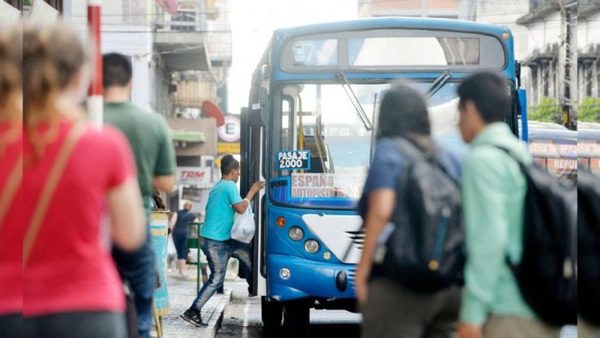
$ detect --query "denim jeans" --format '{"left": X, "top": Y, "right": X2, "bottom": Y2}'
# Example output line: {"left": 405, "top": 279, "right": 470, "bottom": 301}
{"left": 191, "top": 238, "right": 231, "bottom": 311}
{"left": 231, "top": 240, "right": 253, "bottom": 290}
{"left": 113, "top": 232, "right": 156, "bottom": 338}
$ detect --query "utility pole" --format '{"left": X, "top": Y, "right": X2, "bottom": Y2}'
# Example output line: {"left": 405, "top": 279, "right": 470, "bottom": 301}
{"left": 87, "top": 0, "right": 103, "bottom": 129}
{"left": 561, "top": 0, "right": 578, "bottom": 130}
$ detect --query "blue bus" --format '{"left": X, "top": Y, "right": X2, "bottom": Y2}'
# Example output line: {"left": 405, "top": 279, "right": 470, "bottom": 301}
{"left": 579, "top": 122, "right": 600, "bottom": 176}
{"left": 526, "top": 122, "right": 577, "bottom": 180}
{"left": 240, "top": 17, "right": 526, "bottom": 334}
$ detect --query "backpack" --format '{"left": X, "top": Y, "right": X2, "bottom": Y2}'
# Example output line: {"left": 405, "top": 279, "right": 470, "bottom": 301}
{"left": 577, "top": 168, "right": 600, "bottom": 326}
{"left": 374, "top": 138, "right": 465, "bottom": 293}
{"left": 494, "top": 146, "right": 577, "bottom": 326}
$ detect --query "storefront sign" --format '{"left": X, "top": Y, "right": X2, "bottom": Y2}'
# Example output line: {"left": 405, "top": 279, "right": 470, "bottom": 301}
{"left": 217, "top": 115, "right": 241, "bottom": 142}
{"left": 218, "top": 142, "right": 240, "bottom": 154}
{"left": 177, "top": 167, "right": 211, "bottom": 186}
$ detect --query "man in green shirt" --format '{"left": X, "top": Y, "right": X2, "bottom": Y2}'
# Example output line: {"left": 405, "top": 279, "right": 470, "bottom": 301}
{"left": 103, "top": 53, "right": 176, "bottom": 338}
{"left": 455, "top": 72, "right": 560, "bottom": 338}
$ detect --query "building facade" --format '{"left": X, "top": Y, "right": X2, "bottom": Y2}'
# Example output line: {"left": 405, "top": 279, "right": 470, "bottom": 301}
{"left": 517, "top": 0, "right": 599, "bottom": 116}
{"left": 8, "top": 0, "right": 231, "bottom": 210}
{"left": 358, "top": 0, "right": 476, "bottom": 19}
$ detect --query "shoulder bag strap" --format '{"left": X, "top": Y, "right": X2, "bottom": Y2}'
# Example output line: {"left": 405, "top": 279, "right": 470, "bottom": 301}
{"left": 23, "top": 123, "right": 86, "bottom": 266}
{"left": 490, "top": 144, "right": 529, "bottom": 175}
{"left": 0, "top": 154, "right": 23, "bottom": 230}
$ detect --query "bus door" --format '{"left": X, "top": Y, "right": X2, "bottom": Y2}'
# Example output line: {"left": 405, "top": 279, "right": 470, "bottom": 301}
{"left": 241, "top": 68, "right": 270, "bottom": 296}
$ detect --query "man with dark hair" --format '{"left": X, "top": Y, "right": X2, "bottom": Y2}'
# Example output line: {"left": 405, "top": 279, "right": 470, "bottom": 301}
{"left": 102, "top": 52, "right": 177, "bottom": 338}
{"left": 456, "top": 72, "right": 559, "bottom": 338}
{"left": 181, "top": 154, "right": 264, "bottom": 327}
{"left": 103, "top": 53, "right": 133, "bottom": 88}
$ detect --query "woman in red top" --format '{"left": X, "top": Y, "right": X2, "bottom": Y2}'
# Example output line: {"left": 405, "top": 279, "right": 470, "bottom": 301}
{"left": 0, "top": 25, "right": 24, "bottom": 338}
{"left": 22, "top": 24, "right": 146, "bottom": 338}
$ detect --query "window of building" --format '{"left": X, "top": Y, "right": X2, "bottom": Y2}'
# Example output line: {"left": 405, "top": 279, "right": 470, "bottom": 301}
{"left": 172, "top": 10, "right": 197, "bottom": 31}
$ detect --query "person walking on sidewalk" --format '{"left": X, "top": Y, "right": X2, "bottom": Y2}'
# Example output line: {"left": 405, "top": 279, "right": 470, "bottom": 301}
{"left": 103, "top": 53, "right": 177, "bottom": 338}
{"left": 22, "top": 24, "right": 145, "bottom": 338}
{"left": 169, "top": 201, "right": 197, "bottom": 278}
{"left": 0, "top": 25, "right": 23, "bottom": 338}
{"left": 181, "top": 154, "right": 264, "bottom": 327}
{"left": 355, "top": 84, "right": 463, "bottom": 338}
{"left": 456, "top": 72, "right": 560, "bottom": 338}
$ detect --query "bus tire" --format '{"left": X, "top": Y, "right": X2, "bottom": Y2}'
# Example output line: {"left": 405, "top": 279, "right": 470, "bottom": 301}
{"left": 262, "top": 297, "right": 283, "bottom": 333}
{"left": 283, "top": 301, "right": 309, "bottom": 337}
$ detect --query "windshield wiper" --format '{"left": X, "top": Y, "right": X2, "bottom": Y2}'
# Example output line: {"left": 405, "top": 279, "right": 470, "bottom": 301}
{"left": 336, "top": 71, "right": 373, "bottom": 131}
{"left": 427, "top": 71, "right": 451, "bottom": 99}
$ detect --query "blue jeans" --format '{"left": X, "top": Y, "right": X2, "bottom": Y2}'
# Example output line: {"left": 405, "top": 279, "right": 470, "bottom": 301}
{"left": 231, "top": 240, "right": 253, "bottom": 290}
{"left": 113, "top": 232, "right": 155, "bottom": 338}
{"left": 191, "top": 238, "right": 231, "bottom": 311}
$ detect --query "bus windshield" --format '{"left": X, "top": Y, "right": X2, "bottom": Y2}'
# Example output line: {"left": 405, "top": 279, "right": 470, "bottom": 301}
{"left": 270, "top": 80, "right": 465, "bottom": 209}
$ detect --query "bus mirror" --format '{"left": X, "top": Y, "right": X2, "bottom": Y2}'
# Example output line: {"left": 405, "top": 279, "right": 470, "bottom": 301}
{"left": 258, "top": 87, "right": 268, "bottom": 125}
{"left": 518, "top": 89, "right": 528, "bottom": 142}
{"left": 246, "top": 105, "right": 263, "bottom": 128}
{"left": 260, "top": 64, "right": 271, "bottom": 80}
{"left": 515, "top": 61, "right": 522, "bottom": 88}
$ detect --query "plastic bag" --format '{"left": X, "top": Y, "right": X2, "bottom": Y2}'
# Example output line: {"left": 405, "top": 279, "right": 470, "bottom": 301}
{"left": 230, "top": 206, "right": 255, "bottom": 243}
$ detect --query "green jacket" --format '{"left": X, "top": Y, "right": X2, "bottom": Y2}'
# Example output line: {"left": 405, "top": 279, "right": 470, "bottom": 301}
{"left": 459, "top": 123, "right": 535, "bottom": 325}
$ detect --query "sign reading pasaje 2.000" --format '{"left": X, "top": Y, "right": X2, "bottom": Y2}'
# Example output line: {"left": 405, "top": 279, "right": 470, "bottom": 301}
{"left": 277, "top": 150, "right": 311, "bottom": 170}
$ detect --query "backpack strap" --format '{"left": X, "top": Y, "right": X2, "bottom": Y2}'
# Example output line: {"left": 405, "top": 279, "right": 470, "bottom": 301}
{"left": 490, "top": 145, "right": 530, "bottom": 268}
{"left": 394, "top": 137, "right": 460, "bottom": 186}
{"left": 23, "top": 123, "right": 86, "bottom": 266}
{"left": 490, "top": 145, "right": 529, "bottom": 175}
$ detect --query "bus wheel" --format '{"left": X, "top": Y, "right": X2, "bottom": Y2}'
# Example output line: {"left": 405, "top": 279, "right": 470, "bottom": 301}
{"left": 283, "top": 302, "right": 309, "bottom": 337}
{"left": 261, "top": 297, "right": 283, "bottom": 332}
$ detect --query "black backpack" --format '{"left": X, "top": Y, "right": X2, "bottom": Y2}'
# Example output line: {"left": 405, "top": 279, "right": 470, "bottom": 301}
{"left": 578, "top": 168, "right": 600, "bottom": 326}
{"left": 374, "top": 138, "right": 465, "bottom": 293}
{"left": 494, "top": 146, "right": 577, "bottom": 326}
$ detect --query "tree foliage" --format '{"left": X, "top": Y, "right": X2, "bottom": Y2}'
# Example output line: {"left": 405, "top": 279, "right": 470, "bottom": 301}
{"left": 528, "top": 97, "right": 562, "bottom": 124}
{"left": 578, "top": 97, "right": 600, "bottom": 123}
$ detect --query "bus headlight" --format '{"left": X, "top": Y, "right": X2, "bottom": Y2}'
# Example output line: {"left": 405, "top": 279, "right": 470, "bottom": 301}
{"left": 288, "top": 227, "right": 304, "bottom": 241}
{"left": 304, "top": 239, "right": 320, "bottom": 254}
{"left": 280, "top": 268, "right": 291, "bottom": 280}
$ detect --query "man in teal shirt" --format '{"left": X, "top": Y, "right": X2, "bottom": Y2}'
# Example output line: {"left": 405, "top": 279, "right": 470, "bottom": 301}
{"left": 181, "top": 155, "right": 264, "bottom": 327}
{"left": 103, "top": 53, "right": 176, "bottom": 338}
{"left": 456, "top": 72, "right": 560, "bottom": 338}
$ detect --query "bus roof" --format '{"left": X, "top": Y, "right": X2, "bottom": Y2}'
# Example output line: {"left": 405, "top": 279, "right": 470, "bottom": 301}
{"left": 273, "top": 17, "right": 512, "bottom": 40}
{"left": 263, "top": 17, "right": 515, "bottom": 82}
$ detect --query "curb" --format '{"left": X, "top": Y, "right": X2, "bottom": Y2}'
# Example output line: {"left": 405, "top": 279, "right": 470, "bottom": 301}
{"left": 204, "top": 289, "right": 232, "bottom": 336}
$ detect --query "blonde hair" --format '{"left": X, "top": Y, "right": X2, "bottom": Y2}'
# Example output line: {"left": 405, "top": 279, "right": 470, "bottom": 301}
{"left": 23, "top": 23, "right": 87, "bottom": 160}
{"left": 0, "top": 25, "right": 22, "bottom": 123}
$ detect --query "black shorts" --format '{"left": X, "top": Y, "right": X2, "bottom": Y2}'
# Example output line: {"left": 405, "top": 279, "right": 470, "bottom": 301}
{"left": 172, "top": 232, "right": 189, "bottom": 260}
{"left": 24, "top": 311, "right": 126, "bottom": 338}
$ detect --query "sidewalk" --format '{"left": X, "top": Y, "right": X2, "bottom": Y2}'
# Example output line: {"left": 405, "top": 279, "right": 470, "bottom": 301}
{"left": 157, "top": 260, "right": 241, "bottom": 337}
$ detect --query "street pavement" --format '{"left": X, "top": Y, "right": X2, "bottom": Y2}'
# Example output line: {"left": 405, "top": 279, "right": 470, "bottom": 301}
{"left": 159, "top": 269, "right": 231, "bottom": 338}
{"left": 156, "top": 262, "right": 361, "bottom": 338}
{"left": 157, "top": 263, "right": 577, "bottom": 338}
{"left": 216, "top": 282, "right": 361, "bottom": 338}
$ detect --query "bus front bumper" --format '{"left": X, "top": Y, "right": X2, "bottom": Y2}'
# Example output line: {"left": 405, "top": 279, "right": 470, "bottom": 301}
{"left": 267, "top": 254, "right": 357, "bottom": 302}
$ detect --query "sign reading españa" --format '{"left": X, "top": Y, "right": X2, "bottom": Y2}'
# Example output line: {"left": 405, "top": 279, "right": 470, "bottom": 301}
{"left": 291, "top": 173, "right": 336, "bottom": 198}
